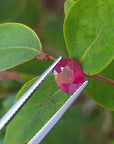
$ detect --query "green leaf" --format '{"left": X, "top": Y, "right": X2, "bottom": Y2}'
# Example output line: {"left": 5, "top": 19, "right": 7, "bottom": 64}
{"left": 4, "top": 75, "right": 70, "bottom": 144}
{"left": 0, "top": 23, "right": 41, "bottom": 72}
{"left": 85, "top": 60, "right": 114, "bottom": 111}
{"left": 64, "top": 0, "right": 75, "bottom": 15}
{"left": 64, "top": 0, "right": 114, "bottom": 74}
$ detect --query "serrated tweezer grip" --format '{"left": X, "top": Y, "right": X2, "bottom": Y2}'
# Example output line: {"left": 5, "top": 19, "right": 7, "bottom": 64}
{"left": 0, "top": 56, "right": 62, "bottom": 130}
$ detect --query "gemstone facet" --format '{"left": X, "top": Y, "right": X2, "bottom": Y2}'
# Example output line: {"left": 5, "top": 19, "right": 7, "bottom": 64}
{"left": 53, "top": 59, "right": 84, "bottom": 93}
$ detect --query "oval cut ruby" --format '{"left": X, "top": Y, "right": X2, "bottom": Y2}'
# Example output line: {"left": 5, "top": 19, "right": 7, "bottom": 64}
{"left": 53, "top": 58, "right": 84, "bottom": 93}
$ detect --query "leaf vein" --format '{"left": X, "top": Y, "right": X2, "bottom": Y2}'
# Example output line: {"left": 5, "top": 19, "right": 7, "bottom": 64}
{"left": 80, "top": 28, "right": 102, "bottom": 62}
{"left": 0, "top": 46, "right": 40, "bottom": 53}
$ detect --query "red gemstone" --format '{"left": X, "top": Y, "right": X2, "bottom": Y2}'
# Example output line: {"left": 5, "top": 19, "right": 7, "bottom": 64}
{"left": 53, "top": 58, "right": 84, "bottom": 93}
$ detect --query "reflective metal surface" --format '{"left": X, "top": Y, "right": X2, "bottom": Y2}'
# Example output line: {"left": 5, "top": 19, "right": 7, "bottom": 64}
{"left": 0, "top": 56, "right": 62, "bottom": 130}
{"left": 28, "top": 81, "right": 88, "bottom": 144}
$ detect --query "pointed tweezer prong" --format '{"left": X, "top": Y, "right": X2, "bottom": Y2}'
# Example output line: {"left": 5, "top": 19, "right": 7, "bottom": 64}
{"left": 28, "top": 80, "right": 88, "bottom": 144}
{"left": 0, "top": 56, "right": 62, "bottom": 131}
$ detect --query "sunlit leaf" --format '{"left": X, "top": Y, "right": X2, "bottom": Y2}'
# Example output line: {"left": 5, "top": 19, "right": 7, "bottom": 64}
{"left": 64, "top": 0, "right": 75, "bottom": 15}
{"left": 64, "top": 0, "right": 114, "bottom": 74}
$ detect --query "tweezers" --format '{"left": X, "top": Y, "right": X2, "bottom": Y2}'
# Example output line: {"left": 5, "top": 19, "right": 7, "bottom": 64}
{"left": 0, "top": 56, "right": 88, "bottom": 144}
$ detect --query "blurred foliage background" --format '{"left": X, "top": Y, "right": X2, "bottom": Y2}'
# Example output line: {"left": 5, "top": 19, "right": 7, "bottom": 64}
{"left": 0, "top": 0, "right": 114, "bottom": 143}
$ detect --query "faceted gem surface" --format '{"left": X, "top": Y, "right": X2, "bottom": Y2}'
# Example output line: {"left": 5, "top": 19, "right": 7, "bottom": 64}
{"left": 53, "top": 59, "right": 84, "bottom": 93}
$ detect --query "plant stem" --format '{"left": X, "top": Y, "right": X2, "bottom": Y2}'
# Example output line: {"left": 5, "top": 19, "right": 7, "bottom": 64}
{"left": 36, "top": 54, "right": 114, "bottom": 85}
{"left": 36, "top": 54, "right": 56, "bottom": 62}
{"left": 84, "top": 73, "right": 114, "bottom": 85}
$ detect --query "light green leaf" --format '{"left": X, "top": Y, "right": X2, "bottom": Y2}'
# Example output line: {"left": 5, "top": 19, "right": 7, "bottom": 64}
{"left": 64, "top": 0, "right": 114, "bottom": 74}
{"left": 85, "top": 60, "right": 114, "bottom": 111}
{"left": 64, "top": 0, "right": 75, "bottom": 15}
{"left": 4, "top": 75, "right": 70, "bottom": 144}
{"left": 0, "top": 23, "right": 41, "bottom": 72}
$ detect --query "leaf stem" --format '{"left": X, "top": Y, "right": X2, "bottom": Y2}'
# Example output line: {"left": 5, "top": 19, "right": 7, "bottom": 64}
{"left": 36, "top": 54, "right": 56, "bottom": 62}
{"left": 84, "top": 73, "right": 114, "bottom": 85}
{"left": 36, "top": 54, "right": 114, "bottom": 85}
